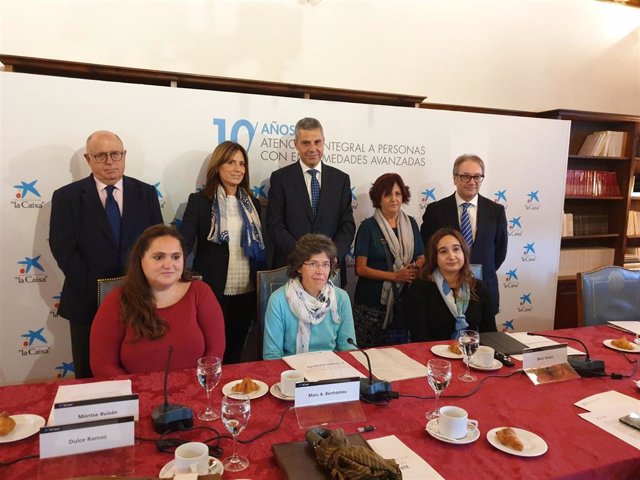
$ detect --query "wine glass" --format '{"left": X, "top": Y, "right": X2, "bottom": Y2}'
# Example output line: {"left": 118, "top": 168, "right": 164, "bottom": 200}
{"left": 197, "top": 356, "right": 222, "bottom": 421}
{"left": 425, "top": 359, "right": 451, "bottom": 420}
{"left": 221, "top": 393, "right": 251, "bottom": 472}
{"left": 458, "top": 330, "right": 480, "bottom": 382}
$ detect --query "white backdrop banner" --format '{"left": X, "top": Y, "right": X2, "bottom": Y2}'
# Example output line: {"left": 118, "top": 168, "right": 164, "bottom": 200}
{"left": 0, "top": 72, "right": 570, "bottom": 384}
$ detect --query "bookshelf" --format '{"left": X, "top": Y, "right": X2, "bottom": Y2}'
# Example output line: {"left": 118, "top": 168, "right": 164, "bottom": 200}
{"left": 539, "top": 110, "right": 640, "bottom": 328}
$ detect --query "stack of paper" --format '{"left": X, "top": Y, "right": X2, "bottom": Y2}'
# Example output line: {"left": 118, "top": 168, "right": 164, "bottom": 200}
{"left": 350, "top": 347, "right": 425, "bottom": 382}
{"left": 283, "top": 351, "right": 365, "bottom": 382}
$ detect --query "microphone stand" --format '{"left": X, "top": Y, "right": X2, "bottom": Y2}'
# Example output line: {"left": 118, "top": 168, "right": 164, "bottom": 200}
{"left": 527, "top": 332, "right": 605, "bottom": 377}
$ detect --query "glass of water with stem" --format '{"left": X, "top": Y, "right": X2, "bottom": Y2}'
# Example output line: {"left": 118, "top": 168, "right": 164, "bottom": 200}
{"left": 458, "top": 329, "right": 480, "bottom": 382}
{"left": 197, "top": 356, "right": 222, "bottom": 421}
{"left": 425, "top": 359, "right": 452, "bottom": 420}
{"left": 221, "top": 393, "right": 251, "bottom": 472}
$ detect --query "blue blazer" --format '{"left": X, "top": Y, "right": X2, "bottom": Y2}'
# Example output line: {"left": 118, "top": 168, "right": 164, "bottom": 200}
{"left": 420, "top": 193, "right": 507, "bottom": 314}
{"left": 49, "top": 174, "right": 163, "bottom": 324}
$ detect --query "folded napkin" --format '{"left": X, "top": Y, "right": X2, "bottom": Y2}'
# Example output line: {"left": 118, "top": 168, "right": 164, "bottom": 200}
{"left": 309, "top": 428, "right": 402, "bottom": 480}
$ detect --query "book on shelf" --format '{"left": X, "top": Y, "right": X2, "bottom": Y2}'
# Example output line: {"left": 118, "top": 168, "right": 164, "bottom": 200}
{"left": 624, "top": 247, "right": 640, "bottom": 263}
{"left": 558, "top": 247, "right": 615, "bottom": 276}
{"left": 565, "top": 169, "right": 620, "bottom": 197}
{"left": 627, "top": 211, "right": 640, "bottom": 236}
{"left": 562, "top": 212, "right": 574, "bottom": 237}
{"left": 577, "top": 130, "right": 627, "bottom": 157}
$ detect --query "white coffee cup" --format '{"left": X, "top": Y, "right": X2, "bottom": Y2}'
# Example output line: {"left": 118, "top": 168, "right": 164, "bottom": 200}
{"left": 473, "top": 346, "right": 495, "bottom": 368}
{"left": 173, "top": 441, "right": 210, "bottom": 474}
{"left": 280, "top": 370, "right": 304, "bottom": 397}
{"left": 438, "top": 406, "right": 478, "bottom": 440}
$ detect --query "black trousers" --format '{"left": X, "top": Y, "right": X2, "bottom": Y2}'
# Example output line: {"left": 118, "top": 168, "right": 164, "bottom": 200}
{"left": 219, "top": 292, "right": 256, "bottom": 364}
{"left": 69, "top": 321, "right": 93, "bottom": 378}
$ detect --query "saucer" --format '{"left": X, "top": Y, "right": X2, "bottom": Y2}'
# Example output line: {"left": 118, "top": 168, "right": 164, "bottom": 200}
{"left": 159, "top": 456, "right": 223, "bottom": 478}
{"left": 222, "top": 379, "right": 269, "bottom": 399}
{"left": 270, "top": 382, "right": 294, "bottom": 401}
{"left": 425, "top": 418, "right": 480, "bottom": 445}
{"left": 431, "top": 344, "right": 464, "bottom": 359}
{"left": 487, "top": 427, "right": 548, "bottom": 457}
{"left": 464, "top": 357, "right": 503, "bottom": 371}
{"left": 0, "top": 414, "right": 45, "bottom": 443}
{"left": 603, "top": 339, "right": 640, "bottom": 353}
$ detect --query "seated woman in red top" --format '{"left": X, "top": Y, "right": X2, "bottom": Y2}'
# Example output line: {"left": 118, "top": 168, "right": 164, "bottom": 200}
{"left": 90, "top": 225, "right": 225, "bottom": 376}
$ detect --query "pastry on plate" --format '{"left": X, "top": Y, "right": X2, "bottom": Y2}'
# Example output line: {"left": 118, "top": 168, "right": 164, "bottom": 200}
{"left": 448, "top": 342, "right": 462, "bottom": 355}
{"left": 496, "top": 427, "right": 524, "bottom": 451}
{"left": 0, "top": 412, "right": 16, "bottom": 436}
{"left": 611, "top": 337, "right": 634, "bottom": 350}
{"left": 231, "top": 377, "right": 260, "bottom": 394}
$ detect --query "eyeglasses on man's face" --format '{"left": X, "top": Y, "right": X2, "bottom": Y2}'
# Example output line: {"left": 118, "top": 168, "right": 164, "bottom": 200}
{"left": 455, "top": 174, "right": 484, "bottom": 184}
{"left": 302, "top": 261, "right": 332, "bottom": 270}
{"left": 88, "top": 151, "right": 124, "bottom": 163}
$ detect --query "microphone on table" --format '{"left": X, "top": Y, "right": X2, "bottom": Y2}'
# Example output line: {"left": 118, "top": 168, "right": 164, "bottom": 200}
{"left": 151, "top": 346, "right": 194, "bottom": 433}
{"left": 526, "top": 332, "right": 605, "bottom": 378}
{"left": 347, "top": 338, "right": 395, "bottom": 403}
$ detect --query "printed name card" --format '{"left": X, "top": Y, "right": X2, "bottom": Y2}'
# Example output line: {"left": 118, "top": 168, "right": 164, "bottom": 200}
{"left": 40, "top": 416, "right": 135, "bottom": 458}
{"left": 522, "top": 343, "right": 568, "bottom": 370}
{"left": 294, "top": 377, "right": 360, "bottom": 408}
{"left": 53, "top": 394, "right": 139, "bottom": 426}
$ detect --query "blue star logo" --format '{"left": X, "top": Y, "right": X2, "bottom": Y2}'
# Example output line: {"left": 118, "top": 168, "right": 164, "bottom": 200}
{"left": 502, "top": 319, "right": 515, "bottom": 331}
{"left": 153, "top": 182, "right": 164, "bottom": 199}
{"left": 520, "top": 293, "right": 532, "bottom": 305}
{"left": 252, "top": 185, "right": 267, "bottom": 199}
{"left": 509, "top": 217, "right": 522, "bottom": 229}
{"left": 527, "top": 190, "right": 539, "bottom": 202}
{"left": 21, "top": 327, "right": 47, "bottom": 346}
{"left": 494, "top": 190, "right": 507, "bottom": 202}
{"left": 14, "top": 180, "right": 41, "bottom": 199}
{"left": 52, "top": 293, "right": 61, "bottom": 302}
{"left": 18, "top": 255, "right": 45, "bottom": 273}
{"left": 523, "top": 243, "right": 536, "bottom": 254}
{"left": 422, "top": 188, "right": 436, "bottom": 202}
{"left": 351, "top": 187, "right": 357, "bottom": 201}
{"left": 55, "top": 362, "right": 75, "bottom": 378}
{"left": 506, "top": 269, "right": 518, "bottom": 280}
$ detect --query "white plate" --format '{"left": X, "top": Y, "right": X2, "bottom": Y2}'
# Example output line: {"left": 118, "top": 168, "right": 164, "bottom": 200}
{"left": 425, "top": 418, "right": 480, "bottom": 445}
{"left": 0, "top": 414, "right": 45, "bottom": 443}
{"left": 603, "top": 339, "right": 640, "bottom": 353}
{"left": 431, "top": 344, "right": 464, "bottom": 359}
{"left": 464, "top": 357, "right": 503, "bottom": 371}
{"left": 222, "top": 379, "right": 268, "bottom": 399}
{"left": 270, "top": 382, "right": 294, "bottom": 401}
{"left": 159, "top": 456, "right": 224, "bottom": 478}
{"left": 487, "top": 427, "right": 548, "bottom": 457}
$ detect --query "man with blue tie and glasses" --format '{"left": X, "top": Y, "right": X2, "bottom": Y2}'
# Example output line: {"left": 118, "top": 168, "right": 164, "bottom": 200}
{"left": 50, "top": 131, "right": 162, "bottom": 378}
{"left": 420, "top": 154, "right": 507, "bottom": 315}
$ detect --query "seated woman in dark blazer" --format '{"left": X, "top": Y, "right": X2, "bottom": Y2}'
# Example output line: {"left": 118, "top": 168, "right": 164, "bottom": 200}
{"left": 90, "top": 225, "right": 225, "bottom": 376}
{"left": 407, "top": 227, "right": 496, "bottom": 341}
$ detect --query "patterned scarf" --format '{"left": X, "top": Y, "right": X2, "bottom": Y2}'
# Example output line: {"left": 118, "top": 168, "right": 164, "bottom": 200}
{"left": 432, "top": 268, "right": 470, "bottom": 339}
{"left": 285, "top": 277, "right": 340, "bottom": 354}
{"left": 207, "top": 185, "right": 266, "bottom": 262}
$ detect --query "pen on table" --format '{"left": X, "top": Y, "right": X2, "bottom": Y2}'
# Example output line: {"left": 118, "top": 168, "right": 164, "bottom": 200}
{"left": 357, "top": 425, "right": 375, "bottom": 433}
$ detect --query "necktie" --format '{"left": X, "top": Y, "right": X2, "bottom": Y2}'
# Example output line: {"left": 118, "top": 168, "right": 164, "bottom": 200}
{"left": 105, "top": 185, "right": 121, "bottom": 247}
{"left": 460, "top": 202, "right": 473, "bottom": 247}
{"left": 309, "top": 169, "right": 320, "bottom": 217}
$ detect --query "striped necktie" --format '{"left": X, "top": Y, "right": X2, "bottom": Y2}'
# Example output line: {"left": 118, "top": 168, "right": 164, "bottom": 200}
{"left": 460, "top": 202, "right": 473, "bottom": 247}
{"left": 105, "top": 185, "right": 121, "bottom": 247}
{"left": 309, "top": 169, "right": 320, "bottom": 217}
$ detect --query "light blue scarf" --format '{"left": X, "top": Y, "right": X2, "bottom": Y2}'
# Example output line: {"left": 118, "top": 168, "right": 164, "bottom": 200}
{"left": 432, "top": 268, "right": 470, "bottom": 339}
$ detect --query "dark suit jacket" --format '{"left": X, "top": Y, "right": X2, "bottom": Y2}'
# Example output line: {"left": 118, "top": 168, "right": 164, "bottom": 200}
{"left": 266, "top": 161, "right": 355, "bottom": 284}
{"left": 179, "top": 190, "right": 263, "bottom": 301}
{"left": 420, "top": 193, "right": 507, "bottom": 314}
{"left": 49, "top": 175, "right": 163, "bottom": 324}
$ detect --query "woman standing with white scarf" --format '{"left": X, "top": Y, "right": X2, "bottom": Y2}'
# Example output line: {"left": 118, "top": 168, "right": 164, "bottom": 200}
{"left": 263, "top": 234, "right": 356, "bottom": 360}
{"left": 180, "top": 141, "right": 266, "bottom": 364}
{"left": 353, "top": 173, "right": 425, "bottom": 347}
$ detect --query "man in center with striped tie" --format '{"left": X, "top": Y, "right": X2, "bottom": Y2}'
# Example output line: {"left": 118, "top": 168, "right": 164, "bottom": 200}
{"left": 266, "top": 117, "right": 355, "bottom": 286}
{"left": 420, "top": 154, "right": 507, "bottom": 315}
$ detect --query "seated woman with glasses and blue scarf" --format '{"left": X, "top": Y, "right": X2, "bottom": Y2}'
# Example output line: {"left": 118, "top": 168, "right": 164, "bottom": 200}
{"left": 263, "top": 234, "right": 357, "bottom": 360}
{"left": 407, "top": 227, "right": 496, "bottom": 341}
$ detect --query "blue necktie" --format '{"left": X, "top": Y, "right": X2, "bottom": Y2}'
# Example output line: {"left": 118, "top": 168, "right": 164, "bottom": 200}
{"left": 105, "top": 185, "right": 121, "bottom": 247}
{"left": 309, "top": 169, "right": 320, "bottom": 217}
{"left": 460, "top": 202, "right": 473, "bottom": 247}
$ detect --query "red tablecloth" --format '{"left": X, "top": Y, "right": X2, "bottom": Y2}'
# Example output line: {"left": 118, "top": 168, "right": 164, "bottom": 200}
{"left": 1, "top": 326, "right": 640, "bottom": 479}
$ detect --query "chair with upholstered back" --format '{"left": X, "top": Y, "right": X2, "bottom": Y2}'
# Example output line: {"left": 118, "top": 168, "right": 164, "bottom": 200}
{"left": 470, "top": 264, "right": 483, "bottom": 280}
{"left": 576, "top": 266, "right": 640, "bottom": 327}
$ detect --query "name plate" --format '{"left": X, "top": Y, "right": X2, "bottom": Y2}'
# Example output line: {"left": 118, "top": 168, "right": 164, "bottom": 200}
{"left": 40, "top": 416, "right": 135, "bottom": 459}
{"left": 294, "top": 377, "right": 360, "bottom": 408}
{"left": 522, "top": 343, "right": 567, "bottom": 370}
{"left": 52, "top": 394, "right": 139, "bottom": 425}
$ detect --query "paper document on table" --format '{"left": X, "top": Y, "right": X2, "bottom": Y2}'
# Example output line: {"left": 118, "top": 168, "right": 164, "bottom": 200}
{"left": 368, "top": 435, "right": 444, "bottom": 480}
{"left": 575, "top": 390, "right": 640, "bottom": 412}
{"left": 579, "top": 408, "right": 640, "bottom": 450}
{"left": 282, "top": 350, "right": 365, "bottom": 382}
{"left": 350, "top": 347, "right": 425, "bottom": 382}
{"left": 507, "top": 332, "right": 584, "bottom": 361}
{"left": 607, "top": 321, "right": 640, "bottom": 336}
